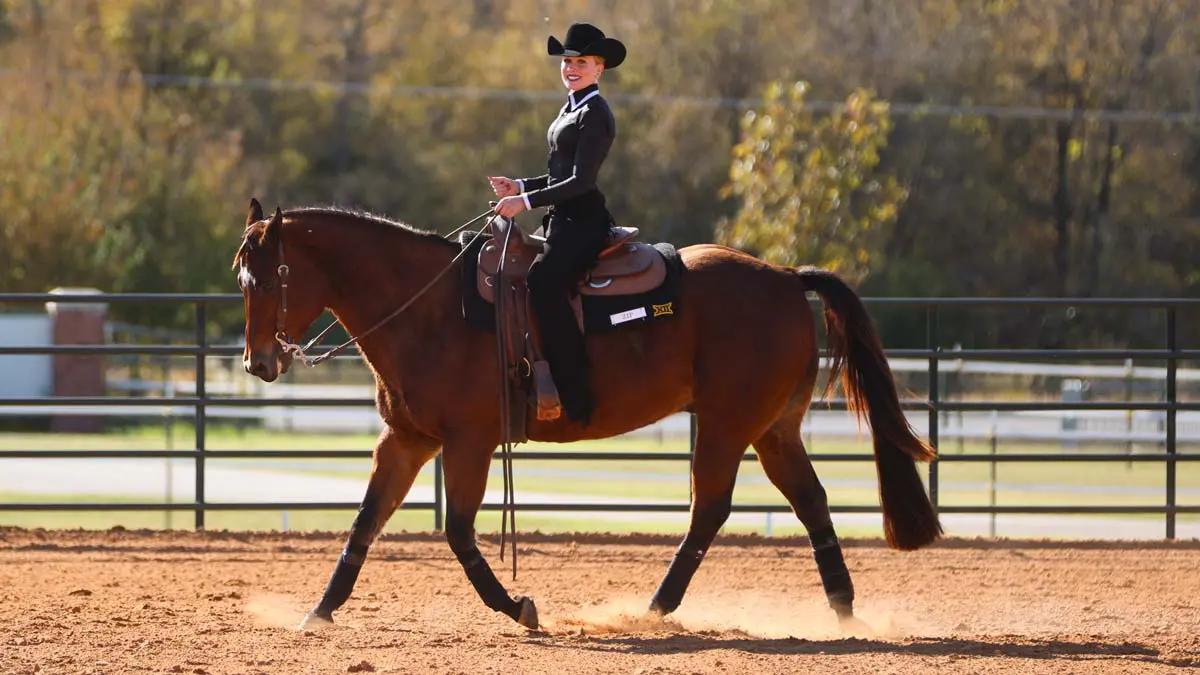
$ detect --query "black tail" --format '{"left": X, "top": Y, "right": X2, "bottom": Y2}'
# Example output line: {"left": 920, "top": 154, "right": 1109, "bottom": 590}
{"left": 797, "top": 266, "right": 942, "bottom": 550}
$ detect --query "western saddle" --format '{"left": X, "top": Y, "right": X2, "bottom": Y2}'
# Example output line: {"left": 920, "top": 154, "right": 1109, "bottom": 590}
{"left": 477, "top": 215, "right": 666, "bottom": 436}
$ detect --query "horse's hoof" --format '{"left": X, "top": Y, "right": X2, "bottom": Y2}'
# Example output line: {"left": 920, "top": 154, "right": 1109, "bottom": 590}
{"left": 516, "top": 596, "right": 539, "bottom": 630}
{"left": 298, "top": 610, "right": 333, "bottom": 631}
{"left": 837, "top": 614, "right": 874, "bottom": 638}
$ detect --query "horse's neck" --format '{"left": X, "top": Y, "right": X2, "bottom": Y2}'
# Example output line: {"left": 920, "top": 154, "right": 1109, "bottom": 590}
{"left": 296, "top": 215, "right": 456, "bottom": 368}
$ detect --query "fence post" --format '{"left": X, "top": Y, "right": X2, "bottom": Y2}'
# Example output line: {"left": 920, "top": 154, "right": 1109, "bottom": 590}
{"left": 927, "top": 305, "right": 940, "bottom": 507}
{"left": 45, "top": 288, "right": 107, "bottom": 432}
{"left": 1165, "top": 306, "right": 1177, "bottom": 540}
{"left": 194, "top": 301, "right": 207, "bottom": 530}
{"left": 1124, "top": 358, "right": 1134, "bottom": 458}
{"left": 989, "top": 411, "right": 998, "bottom": 538}
{"left": 164, "top": 366, "right": 174, "bottom": 531}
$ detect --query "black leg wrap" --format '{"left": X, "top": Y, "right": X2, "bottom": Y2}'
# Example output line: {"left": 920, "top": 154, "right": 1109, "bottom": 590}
{"left": 810, "top": 526, "right": 854, "bottom": 616}
{"left": 455, "top": 546, "right": 521, "bottom": 620}
{"left": 649, "top": 543, "right": 707, "bottom": 615}
{"left": 314, "top": 541, "right": 369, "bottom": 616}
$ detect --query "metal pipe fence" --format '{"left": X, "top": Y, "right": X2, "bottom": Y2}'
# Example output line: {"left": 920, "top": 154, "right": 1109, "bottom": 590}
{"left": 1, "top": 293, "right": 1198, "bottom": 538}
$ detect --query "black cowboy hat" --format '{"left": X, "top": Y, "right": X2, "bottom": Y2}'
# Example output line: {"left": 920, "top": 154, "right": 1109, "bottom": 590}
{"left": 547, "top": 22, "right": 626, "bottom": 69}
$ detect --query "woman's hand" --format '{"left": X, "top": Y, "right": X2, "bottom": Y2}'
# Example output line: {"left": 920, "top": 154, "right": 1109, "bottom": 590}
{"left": 493, "top": 195, "right": 527, "bottom": 218}
{"left": 488, "top": 176, "right": 519, "bottom": 198}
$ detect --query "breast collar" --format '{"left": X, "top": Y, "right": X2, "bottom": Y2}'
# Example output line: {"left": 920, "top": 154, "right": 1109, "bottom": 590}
{"left": 567, "top": 85, "right": 601, "bottom": 111}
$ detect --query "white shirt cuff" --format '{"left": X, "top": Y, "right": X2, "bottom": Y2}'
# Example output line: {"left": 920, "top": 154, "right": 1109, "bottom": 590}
{"left": 521, "top": 193, "right": 532, "bottom": 210}
{"left": 516, "top": 179, "right": 525, "bottom": 191}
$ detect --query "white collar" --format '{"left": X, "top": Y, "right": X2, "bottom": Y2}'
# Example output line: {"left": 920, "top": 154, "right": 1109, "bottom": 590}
{"left": 568, "top": 86, "right": 600, "bottom": 111}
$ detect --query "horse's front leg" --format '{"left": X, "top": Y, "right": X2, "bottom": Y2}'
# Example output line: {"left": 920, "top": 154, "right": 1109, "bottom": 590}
{"left": 300, "top": 424, "right": 439, "bottom": 628}
{"left": 442, "top": 434, "right": 538, "bottom": 629}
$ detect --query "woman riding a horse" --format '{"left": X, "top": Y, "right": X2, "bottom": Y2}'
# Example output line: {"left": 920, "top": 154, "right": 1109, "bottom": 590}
{"left": 234, "top": 21, "right": 940, "bottom": 637}
{"left": 489, "top": 22, "right": 627, "bottom": 426}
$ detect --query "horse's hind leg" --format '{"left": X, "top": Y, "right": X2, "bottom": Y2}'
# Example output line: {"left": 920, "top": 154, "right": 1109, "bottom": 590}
{"left": 648, "top": 422, "right": 748, "bottom": 616}
{"left": 301, "top": 424, "right": 440, "bottom": 627}
{"left": 752, "top": 413, "right": 858, "bottom": 623}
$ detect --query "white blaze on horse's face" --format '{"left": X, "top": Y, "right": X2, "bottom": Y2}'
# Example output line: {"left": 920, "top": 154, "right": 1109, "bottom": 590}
{"left": 236, "top": 259, "right": 256, "bottom": 292}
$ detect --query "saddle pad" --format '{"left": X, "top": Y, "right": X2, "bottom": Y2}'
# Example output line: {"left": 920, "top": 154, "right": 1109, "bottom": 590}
{"left": 458, "top": 230, "right": 685, "bottom": 335}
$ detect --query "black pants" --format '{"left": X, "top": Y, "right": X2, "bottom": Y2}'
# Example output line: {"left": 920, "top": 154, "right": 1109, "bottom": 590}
{"left": 526, "top": 209, "right": 610, "bottom": 424}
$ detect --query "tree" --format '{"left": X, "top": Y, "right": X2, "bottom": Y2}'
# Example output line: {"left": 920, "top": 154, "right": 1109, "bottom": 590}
{"left": 0, "top": 16, "right": 245, "bottom": 327}
{"left": 716, "top": 81, "right": 906, "bottom": 282}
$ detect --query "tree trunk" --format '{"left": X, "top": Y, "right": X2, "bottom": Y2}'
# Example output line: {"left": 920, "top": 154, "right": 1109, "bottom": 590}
{"left": 332, "top": 0, "right": 370, "bottom": 200}
{"left": 1053, "top": 118, "right": 1073, "bottom": 296}
{"left": 1088, "top": 121, "right": 1117, "bottom": 296}
{"left": 26, "top": 0, "right": 42, "bottom": 36}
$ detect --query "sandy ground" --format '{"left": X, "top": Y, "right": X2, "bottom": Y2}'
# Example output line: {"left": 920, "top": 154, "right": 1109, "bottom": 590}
{"left": 1, "top": 528, "right": 1198, "bottom": 675}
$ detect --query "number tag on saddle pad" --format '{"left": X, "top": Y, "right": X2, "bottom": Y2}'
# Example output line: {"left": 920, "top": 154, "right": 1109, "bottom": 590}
{"left": 609, "top": 307, "right": 647, "bottom": 325}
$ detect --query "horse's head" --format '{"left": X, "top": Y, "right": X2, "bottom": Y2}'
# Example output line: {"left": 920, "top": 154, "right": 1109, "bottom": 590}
{"left": 233, "top": 198, "right": 325, "bottom": 382}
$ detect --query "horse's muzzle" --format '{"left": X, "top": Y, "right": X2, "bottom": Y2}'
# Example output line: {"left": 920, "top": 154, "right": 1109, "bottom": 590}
{"left": 244, "top": 346, "right": 287, "bottom": 382}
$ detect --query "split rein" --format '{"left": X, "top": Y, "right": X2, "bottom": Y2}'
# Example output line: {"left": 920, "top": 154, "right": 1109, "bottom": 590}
{"left": 269, "top": 206, "right": 526, "bottom": 579}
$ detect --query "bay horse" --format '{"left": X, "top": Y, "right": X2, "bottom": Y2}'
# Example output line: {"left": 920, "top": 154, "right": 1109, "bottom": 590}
{"left": 233, "top": 198, "right": 941, "bottom": 631}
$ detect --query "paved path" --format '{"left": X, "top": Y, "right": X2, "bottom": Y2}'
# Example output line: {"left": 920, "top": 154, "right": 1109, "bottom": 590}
{"left": 2, "top": 458, "right": 1197, "bottom": 540}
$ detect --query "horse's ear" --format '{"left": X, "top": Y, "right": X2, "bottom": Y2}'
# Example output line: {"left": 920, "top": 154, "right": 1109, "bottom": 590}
{"left": 247, "top": 198, "right": 264, "bottom": 227}
{"left": 263, "top": 206, "right": 283, "bottom": 240}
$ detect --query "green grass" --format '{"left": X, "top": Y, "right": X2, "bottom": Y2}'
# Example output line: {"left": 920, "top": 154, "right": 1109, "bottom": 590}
{"left": 3, "top": 424, "right": 1198, "bottom": 534}
{"left": 0, "top": 492, "right": 437, "bottom": 532}
{"left": 2, "top": 490, "right": 1192, "bottom": 539}
{"left": 0, "top": 490, "right": 798, "bottom": 537}
{"left": 0, "top": 424, "right": 380, "bottom": 451}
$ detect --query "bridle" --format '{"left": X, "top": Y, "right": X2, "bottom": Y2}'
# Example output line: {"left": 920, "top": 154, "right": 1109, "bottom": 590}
{"left": 268, "top": 208, "right": 495, "bottom": 367}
